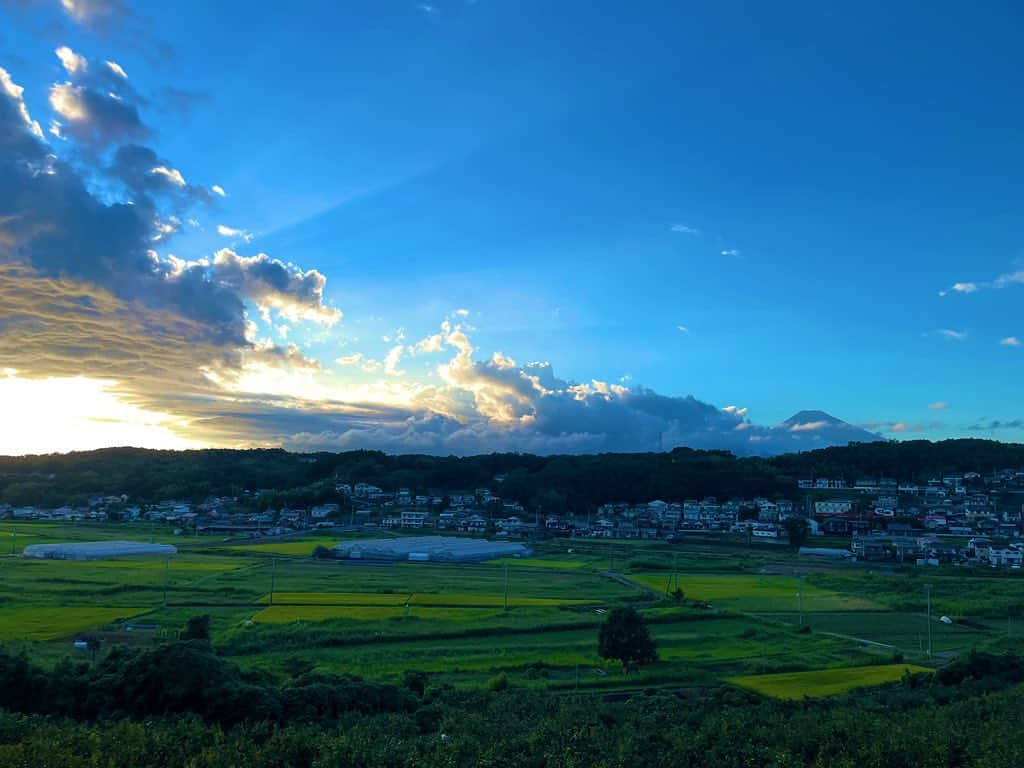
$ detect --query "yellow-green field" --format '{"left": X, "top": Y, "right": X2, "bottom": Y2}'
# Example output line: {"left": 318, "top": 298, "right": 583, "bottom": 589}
{"left": 728, "top": 664, "right": 932, "bottom": 699}
{"left": 629, "top": 573, "right": 881, "bottom": 612}
{"left": 257, "top": 591, "right": 595, "bottom": 608}
{"left": 253, "top": 605, "right": 501, "bottom": 624}
{"left": 0, "top": 606, "right": 150, "bottom": 640}
{"left": 224, "top": 540, "right": 333, "bottom": 556}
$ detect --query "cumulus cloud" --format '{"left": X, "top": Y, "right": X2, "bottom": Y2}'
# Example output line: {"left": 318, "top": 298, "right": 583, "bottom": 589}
{"left": 211, "top": 184, "right": 226, "bottom": 197}
{"left": 721, "top": 249, "right": 740, "bottom": 256}
{"left": 0, "top": 67, "right": 43, "bottom": 138}
{"left": 413, "top": 332, "right": 444, "bottom": 354}
{"left": 49, "top": 80, "right": 148, "bottom": 148}
{"left": 56, "top": 46, "right": 88, "bottom": 75}
{"left": 0, "top": 62, "right": 344, "bottom": 444}
{"left": 108, "top": 144, "right": 212, "bottom": 206}
{"left": 211, "top": 249, "right": 341, "bottom": 326}
{"left": 1000, "top": 337, "right": 1020, "bottom": 347}
{"left": 383, "top": 345, "right": 405, "bottom": 376}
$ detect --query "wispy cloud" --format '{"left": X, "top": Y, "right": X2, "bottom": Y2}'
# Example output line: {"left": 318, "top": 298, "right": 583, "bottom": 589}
{"left": 720, "top": 249, "right": 740, "bottom": 257}
{"left": 928, "top": 401, "right": 950, "bottom": 411}
{"left": 940, "top": 269, "right": 1024, "bottom": 296}
{"left": 217, "top": 224, "right": 254, "bottom": 242}
{"left": 670, "top": 224, "right": 699, "bottom": 235}
{"left": 416, "top": 3, "right": 440, "bottom": 15}
{"left": 936, "top": 329, "right": 967, "bottom": 341}
{"left": 1001, "top": 336, "right": 1021, "bottom": 347}
{"left": 676, "top": 325, "right": 689, "bottom": 334}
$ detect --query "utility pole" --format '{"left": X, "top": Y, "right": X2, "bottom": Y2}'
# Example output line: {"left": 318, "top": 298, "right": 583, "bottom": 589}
{"left": 503, "top": 563, "right": 510, "bottom": 611}
{"left": 797, "top": 574, "right": 804, "bottom": 627}
{"left": 925, "top": 584, "right": 933, "bottom": 658}
{"left": 163, "top": 557, "right": 170, "bottom": 608}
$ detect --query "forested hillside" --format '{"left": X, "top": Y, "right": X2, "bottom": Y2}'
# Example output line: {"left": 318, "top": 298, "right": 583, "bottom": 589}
{"left": 1, "top": 439, "right": 1023, "bottom": 509}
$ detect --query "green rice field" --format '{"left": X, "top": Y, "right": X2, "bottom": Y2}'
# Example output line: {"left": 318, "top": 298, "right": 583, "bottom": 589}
{"left": 3, "top": 522, "right": 1024, "bottom": 691}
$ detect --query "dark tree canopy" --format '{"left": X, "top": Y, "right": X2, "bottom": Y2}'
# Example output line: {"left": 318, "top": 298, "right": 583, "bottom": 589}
{"left": 597, "top": 607, "right": 658, "bottom": 672}
{"left": 783, "top": 517, "right": 810, "bottom": 549}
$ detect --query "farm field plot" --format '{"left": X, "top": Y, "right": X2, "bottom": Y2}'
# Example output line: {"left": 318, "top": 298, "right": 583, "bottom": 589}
{"left": 256, "top": 590, "right": 594, "bottom": 611}
{"left": 628, "top": 573, "right": 881, "bottom": 612}
{"left": 253, "top": 605, "right": 500, "bottom": 624}
{"left": 770, "top": 611, "right": 995, "bottom": 654}
{"left": 222, "top": 540, "right": 337, "bottom": 557}
{"left": 224, "top": 561, "right": 638, "bottom": 604}
{"left": 0, "top": 554, "right": 258, "bottom": 608}
{"left": 728, "top": 664, "right": 932, "bottom": 699}
{"left": 809, "top": 572, "right": 1024, "bottom": 617}
{"left": 235, "top": 616, "right": 875, "bottom": 689}
{"left": 0, "top": 606, "right": 149, "bottom": 640}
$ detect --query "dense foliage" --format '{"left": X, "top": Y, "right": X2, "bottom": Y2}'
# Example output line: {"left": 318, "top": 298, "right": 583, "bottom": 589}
{"left": 2, "top": 438, "right": 1022, "bottom": 509}
{"left": 0, "top": 649, "right": 1022, "bottom": 766}
{"left": 597, "top": 607, "right": 658, "bottom": 671}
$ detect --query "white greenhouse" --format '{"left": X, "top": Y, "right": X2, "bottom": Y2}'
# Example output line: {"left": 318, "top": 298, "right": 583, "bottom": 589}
{"left": 22, "top": 541, "right": 177, "bottom": 561}
{"left": 334, "top": 536, "right": 529, "bottom": 563}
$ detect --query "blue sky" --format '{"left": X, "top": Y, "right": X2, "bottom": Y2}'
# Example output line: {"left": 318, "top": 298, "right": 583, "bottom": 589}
{"left": 0, "top": 0, "right": 1021, "bottom": 454}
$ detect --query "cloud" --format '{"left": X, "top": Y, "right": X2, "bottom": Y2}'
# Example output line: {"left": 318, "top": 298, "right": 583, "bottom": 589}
{"left": 217, "top": 224, "right": 253, "bottom": 242}
{"left": 56, "top": 46, "right": 88, "bottom": 75}
{"left": 941, "top": 269, "right": 1024, "bottom": 296}
{"left": 676, "top": 325, "right": 689, "bottom": 333}
{"left": 0, "top": 67, "right": 43, "bottom": 138}
{"left": 968, "top": 419, "right": 1024, "bottom": 432}
{"left": 790, "top": 420, "right": 827, "bottom": 432}
{"left": 49, "top": 80, "right": 148, "bottom": 148}
{"left": 108, "top": 144, "right": 213, "bottom": 205}
{"left": 670, "top": 224, "right": 699, "bottom": 235}
{"left": 211, "top": 184, "right": 226, "bottom": 197}
{"left": 928, "top": 401, "right": 950, "bottom": 411}
{"left": 211, "top": 249, "right": 341, "bottom": 326}
{"left": 720, "top": 249, "right": 740, "bottom": 257}
{"left": 336, "top": 353, "right": 363, "bottom": 366}
{"left": 413, "top": 333, "right": 444, "bottom": 354}
{"left": 105, "top": 60, "right": 127, "bottom": 79}
{"left": 60, "top": 0, "right": 130, "bottom": 31}
{"left": 454, "top": 308, "right": 470, "bottom": 317}
{"left": 0, "top": 63, "right": 342, "bottom": 444}
{"left": 383, "top": 345, "right": 405, "bottom": 376}
{"left": 937, "top": 329, "right": 967, "bottom": 341}
{"left": 151, "top": 165, "right": 186, "bottom": 186}
{"left": 416, "top": 3, "right": 439, "bottom": 14}
{"left": 1000, "top": 337, "right": 1020, "bottom": 347}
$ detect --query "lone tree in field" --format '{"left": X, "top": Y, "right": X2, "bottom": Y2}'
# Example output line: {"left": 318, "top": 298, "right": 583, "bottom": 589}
{"left": 598, "top": 607, "right": 657, "bottom": 674}
{"left": 782, "top": 517, "right": 810, "bottom": 549}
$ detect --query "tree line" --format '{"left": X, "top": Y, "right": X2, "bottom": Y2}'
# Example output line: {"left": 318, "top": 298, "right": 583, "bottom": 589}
{"left": 1, "top": 438, "right": 1022, "bottom": 511}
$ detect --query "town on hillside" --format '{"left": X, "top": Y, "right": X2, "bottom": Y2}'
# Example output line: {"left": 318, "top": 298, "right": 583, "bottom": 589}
{"left": 6, "top": 466, "right": 1024, "bottom": 569}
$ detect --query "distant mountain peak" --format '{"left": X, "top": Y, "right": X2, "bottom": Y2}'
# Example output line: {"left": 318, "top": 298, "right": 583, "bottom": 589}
{"left": 774, "top": 410, "right": 881, "bottom": 446}
{"left": 781, "top": 410, "right": 846, "bottom": 427}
